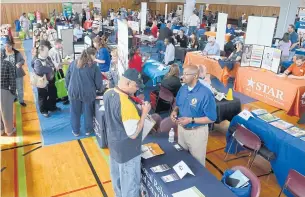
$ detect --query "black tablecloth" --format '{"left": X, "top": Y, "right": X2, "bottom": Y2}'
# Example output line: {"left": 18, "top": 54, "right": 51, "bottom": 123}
{"left": 141, "top": 133, "right": 237, "bottom": 197}
{"left": 215, "top": 98, "right": 241, "bottom": 123}
{"left": 175, "top": 46, "right": 195, "bottom": 61}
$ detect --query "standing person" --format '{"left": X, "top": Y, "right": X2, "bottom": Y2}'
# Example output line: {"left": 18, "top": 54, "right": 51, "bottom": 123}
{"left": 151, "top": 20, "right": 158, "bottom": 38}
{"left": 162, "top": 37, "right": 175, "bottom": 65}
{"left": 2, "top": 41, "right": 26, "bottom": 106}
{"left": 278, "top": 33, "right": 291, "bottom": 61}
{"left": 128, "top": 47, "right": 149, "bottom": 84}
{"left": 188, "top": 10, "right": 200, "bottom": 36}
{"left": 104, "top": 68, "right": 151, "bottom": 197}
{"left": 65, "top": 47, "right": 103, "bottom": 136}
{"left": 19, "top": 13, "right": 30, "bottom": 39}
{"left": 0, "top": 58, "right": 16, "bottom": 136}
{"left": 33, "top": 41, "right": 61, "bottom": 117}
{"left": 82, "top": 9, "right": 86, "bottom": 27}
{"left": 287, "top": 24, "right": 298, "bottom": 61}
{"left": 170, "top": 64, "right": 217, "bottom": 166}
{"left": 156, "top": 21, "right": 173, "bottom": 61}
{"left": 93, "top": 36, "right": 111, "bottom": 74}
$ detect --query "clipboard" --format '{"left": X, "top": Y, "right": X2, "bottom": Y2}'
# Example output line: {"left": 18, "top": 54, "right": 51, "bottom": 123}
{"left": 142, "top": 114, "right": 156, "bottom": 141}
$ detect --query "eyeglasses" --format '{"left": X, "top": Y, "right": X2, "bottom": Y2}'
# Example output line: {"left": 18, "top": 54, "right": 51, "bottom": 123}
{"left": 182, "top": 73, "right": 197, "bottom": 76}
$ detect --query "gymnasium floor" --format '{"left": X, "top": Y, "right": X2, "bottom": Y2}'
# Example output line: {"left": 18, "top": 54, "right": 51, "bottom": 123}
{"left": 2, "top": 39, "right": 304, "bottom": 197}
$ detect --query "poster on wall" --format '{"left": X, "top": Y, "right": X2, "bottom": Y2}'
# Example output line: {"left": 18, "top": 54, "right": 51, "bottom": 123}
{"left": 261, "top": 47, "right": 281, "bottom": 73}
{"left": 141, "top": 2, "right": 147, "bottom": 33}
{"left": 250, "top": 45, "right": 265, "bottom": 68}
{"left": 241, "top": 45, "right": 253, "bottom": 67}
{"left": 216, "top": 13, "right": 228, "bottom": 51}
{"left": 117, "top": 20, "right": 129, "bottom": 77}
{"left": 62, "top": 3, "right": 73, "bottom": 19}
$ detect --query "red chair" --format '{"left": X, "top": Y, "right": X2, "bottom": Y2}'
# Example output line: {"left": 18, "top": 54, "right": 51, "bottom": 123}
{"left": 150, "top": 113, "right": 162, "bottom": 133}
{"left": 160, "top": 117, "right": 177, "bottom": 134}
{"left": 224, "top": 125, "right": 262, "bottom": 169}
{"left": 156, "top": 86, "right": 175, "bottom": 113}
{"left": 278, "top": 169, "right": 305, "bottom": 197}
{"left": 231, "top": 166, "right": 261, "bottom": 197}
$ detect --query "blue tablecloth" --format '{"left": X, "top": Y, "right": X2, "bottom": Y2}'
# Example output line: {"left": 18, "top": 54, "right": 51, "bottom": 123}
{"left": 225, "top": 115, "right": 305, "bottom": 196}
{"left": 143, "top": 60, "right": 170, "bottom": 86}
{"left": 142, "top": 133, "right": 237, "bottom": 197}
{"left": 281, "top": 61, "right": 293, "bottom": 69}
{"left": 295, "top": 49, "right": 305, "bottom": 56}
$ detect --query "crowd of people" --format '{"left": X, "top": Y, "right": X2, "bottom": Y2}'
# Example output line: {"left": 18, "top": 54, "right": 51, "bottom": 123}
{"left": 1, "top": 5, "right": 305, "bottom": 197}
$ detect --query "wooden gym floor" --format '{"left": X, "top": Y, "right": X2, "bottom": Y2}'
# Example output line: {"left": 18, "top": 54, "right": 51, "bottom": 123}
{"left": 2, "top": 39, "right": 304, "bottom": 197}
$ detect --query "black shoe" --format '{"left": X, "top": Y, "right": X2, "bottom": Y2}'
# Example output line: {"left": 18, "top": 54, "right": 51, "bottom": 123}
{"left": 20, "top": 102, "right": 27, "bottom": 107}
{"left": 63, "top": 100, "right": 70, "bottom": 105}
{"left": 49, "top": 107, "right": 61, "bottom": 112}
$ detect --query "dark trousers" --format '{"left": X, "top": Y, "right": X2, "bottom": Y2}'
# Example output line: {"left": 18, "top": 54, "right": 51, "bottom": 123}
{"left": 37, "top": 81, "right": 57, "bottom": 114}
{"left": 70, "top": 99, "right": 94, "bottom": 132}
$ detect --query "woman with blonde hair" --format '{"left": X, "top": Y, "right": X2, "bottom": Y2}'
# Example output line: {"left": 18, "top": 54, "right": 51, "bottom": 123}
{"left": 93, "top": 36, "right": 111, "bottom": 74}
{"left": 65, "top": 47, "right": 103, "bottom": 137}
{"left": 161, "top": 63, "right": 181, "bottom": 96}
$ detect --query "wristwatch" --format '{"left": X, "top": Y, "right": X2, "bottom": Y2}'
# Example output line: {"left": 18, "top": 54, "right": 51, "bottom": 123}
{"left": 191, "top": 117, "right": 195, "bottom": 124}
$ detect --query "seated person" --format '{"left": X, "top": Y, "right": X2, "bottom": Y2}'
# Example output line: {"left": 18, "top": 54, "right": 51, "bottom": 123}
{"left": 73, "top": 24, "right": 84, "bottom": 42}
{"left": 281, "top": 55, "right": 305, "bottom": 80}
{"left": 226, "top": 24, "right": 235, "bottom": 35}
{"left": 224, "top": 35, "right": 235, "bottom": 57}
{"left": 90, "top": 26, "right": 103, "bottom": 39}
{"left": 198, "top": 65, "right": 212, "bottom": 91}
{"left": 128, "top": 47, "right": 149, "bottom": 84}
{"left": 224, "top": 41, "right": 243, "bottom": 62}
{"left": 102, "top": 17, "right": 110, "bottom": 26}
{"left": 190, "top": 33, "right": 199, "bottom": 49}
{"left": 198, "top": 35, "right": 208, "bottom": 51}
{"left": 175, "top": 29, "right": 188, "bottom": 48}
{"left": 203, "top": 37, "right": 220, "bottom": 56}
{"left": 161, "top": 63, "right": 181, "bottom": 96}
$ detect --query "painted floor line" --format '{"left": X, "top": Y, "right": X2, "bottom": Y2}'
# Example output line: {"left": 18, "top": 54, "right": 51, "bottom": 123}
{"left": 50, "top": 184, "right": 98, "bottom": 197}
{"left": 102, "top": 180, "right": 112, "bottom": 185}
{"left": 206, "top": 147, "right": 226, "bottom": 155}
{"left": 1, "top": 142, "right": 41, "bottom": 152}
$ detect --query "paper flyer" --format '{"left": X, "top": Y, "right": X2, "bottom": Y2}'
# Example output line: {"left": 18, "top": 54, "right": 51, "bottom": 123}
{"left": 141, "top": 143, "right": 164, "bottom": 159}
{"left": 241, "top": 45, "right": 253, "bottom": 67}
{"left": 150, "top": 164, "right": 171, "bottom": 173}
{"left": 173, "top": 160, "right": 195, "bottom": 179}
{"left": 258, "top": 113, "right": 279, "bottom": 123}
{"left": 161, "top": 173, "right": 180, "bottom": 183}
{"left": 270, "top": 120, "right": 294, "bottom": 130}
{"left": 172, "top": 187, "right": 206, "bottom": 197}
{"left": 284, "top": 127, "right": 305, "bottom": 137}
{"left": 250, "top": 45, "right": 265, "bottom": 68}
{"left": 261, "top": 47, "right": 274, "bottom": 70}
{"left": 251, "top": 109, "right": 268, "bottom": 116}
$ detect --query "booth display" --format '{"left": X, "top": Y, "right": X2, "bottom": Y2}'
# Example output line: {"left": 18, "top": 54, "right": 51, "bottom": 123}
{"left": 61, "top": 29, "right": 74, "bottom": 58}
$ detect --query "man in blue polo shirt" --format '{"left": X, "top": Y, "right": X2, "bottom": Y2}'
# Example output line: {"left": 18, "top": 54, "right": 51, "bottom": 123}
{"left": 288, "top": 24, "right": 299, "bottom": 60}
{"left": 170, "top": 64, "right": 217, "bottom": 166}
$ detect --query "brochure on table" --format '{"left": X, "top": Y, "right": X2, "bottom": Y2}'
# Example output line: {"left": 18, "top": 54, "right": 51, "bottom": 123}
{"left": 172, "top": 186, "right": 205, "bottom": 197}
{"left": 141, "top": 143, "right": 164, "bottom": 159}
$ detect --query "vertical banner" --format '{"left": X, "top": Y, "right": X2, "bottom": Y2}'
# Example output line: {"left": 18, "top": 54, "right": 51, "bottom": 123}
{"left": 165, "top": 4, "right": 168, "bottom": 21}
{"left": 199, "top": 5, "right": 205, "bottom": 22}
{"left": 183, "top": 0, "right": 196, "bottom": 25}
{"left": 63, "top": 2, "right": 73, "bottom": 19}
{"left": 117, "top": 20, "right": 129, "bottom": 77}
{"left": 216, "top": 13, "right": 228, "bottom": 51}
{"left": 141, "top": 2, "right": 147, "bottom": 33}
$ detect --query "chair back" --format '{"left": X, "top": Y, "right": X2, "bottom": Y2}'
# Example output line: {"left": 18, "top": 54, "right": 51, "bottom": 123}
{"left": 234, "top": 125, "right": 261, "bottom": 151}
{"left": 159, "top": 86, "right": 174, "bottom": 103}
{"left": 231, "top": 166, "right": 261, "bottom": 197}
{"left": 285, "top": 169, "right": 305, "bottom": 197}
{"left": 160, "top": 117, "right": 177, "bottom": 133}
{"left": 151, "top": 113, "right": 162, "bottom": 133}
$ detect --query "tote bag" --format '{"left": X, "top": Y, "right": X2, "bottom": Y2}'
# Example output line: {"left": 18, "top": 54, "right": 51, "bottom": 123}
{"left": 55, "top": 71, "right": 68, "bottom": 98}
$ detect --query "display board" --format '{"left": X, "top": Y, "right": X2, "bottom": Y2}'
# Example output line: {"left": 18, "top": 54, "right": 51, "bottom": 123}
{"left": 57, "top": 25, "right": 69, "bottom": 39}
{"left": 261, "top": 47, "right": 282, "bottom": 73}
{"left": 117, "top": 20, "right": 129, "bottom": 77}
{"left": 61, "top": 29, "right": 74, "bottom": 58}
{"left": 245, "top": 16, "right": 277, "bottom": 47}
{"left": 216, "top": 13, "right": 228, "bottom": 51}
{"left": 165, "top": 4, "right": 168, "bottom": 21}
{"left": 141, "top": 2, "right": 147, "bottom": 33}
{"left": 62, "top": 3, "right": 73, "bottom": 18}
{"left": 128, "top": 21, "right": 140, "bottom": 32}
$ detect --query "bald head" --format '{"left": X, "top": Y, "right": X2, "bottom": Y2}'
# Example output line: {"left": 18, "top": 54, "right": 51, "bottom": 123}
{"left": 197, "top": 65, "right": 207, "bottom": 78}
{"left": 184, "top": 64, "right": 199, "bottom": 75}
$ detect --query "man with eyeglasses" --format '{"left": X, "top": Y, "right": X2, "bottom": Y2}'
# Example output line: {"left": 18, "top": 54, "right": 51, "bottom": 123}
{"left": 104, "top": 68, "right": 151, "bottom": 197}
{"left": 170, "top": 64, "right": 216, "bottom": 166}
{"left": 203, "top": 36, "right": 220, "bottom": 56}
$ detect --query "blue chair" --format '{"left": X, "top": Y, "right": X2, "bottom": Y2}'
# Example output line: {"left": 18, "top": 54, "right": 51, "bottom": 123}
{"left": 197, "top": 29, "right": 206, "bottom": 38}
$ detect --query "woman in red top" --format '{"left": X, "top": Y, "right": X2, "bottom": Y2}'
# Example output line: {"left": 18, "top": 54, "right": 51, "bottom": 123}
{"left": 151, "top": 20, "right": 158, "bottom": 38}
{"left": 128, "top": 47, "right": 149, "bottom": 83}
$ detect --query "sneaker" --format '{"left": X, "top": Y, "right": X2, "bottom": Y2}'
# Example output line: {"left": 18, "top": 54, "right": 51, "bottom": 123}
{"left": 72, "top": 131, "right": 80, "bottom": 137}
{"left": 49, "top": 107, "right": 61, "bottom": 112}
{"left": 20, "top": 102, "right": 27, "bottom": 107}
{"left": 85, "top": 130, "right": 94, "bottom": 136}
{"left": 42, "top": 112, "right": 49, "bottom": 118}
{"left": 7, "top": 128, "right": 16, "bottom": 136}
{"left": 63, "top": 100, "right": 70, "bottom": 105}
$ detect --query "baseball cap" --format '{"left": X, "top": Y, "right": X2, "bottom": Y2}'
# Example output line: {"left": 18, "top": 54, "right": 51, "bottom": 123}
{"left": 123, "top": 68, "right": 145, "bottom": 89}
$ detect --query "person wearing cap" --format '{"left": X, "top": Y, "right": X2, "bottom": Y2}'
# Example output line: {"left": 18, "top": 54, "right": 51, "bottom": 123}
{"left": 103, "top": 68, "right": 151, "bottom": 197}
{"left": 203, "top": 37, "right": 220, "bottom": 56}
{"left": 65, "top": 47, "right": 103, "bottom": 136}
{"left": 170, "top": 64, "right": 217, "bottom": 166}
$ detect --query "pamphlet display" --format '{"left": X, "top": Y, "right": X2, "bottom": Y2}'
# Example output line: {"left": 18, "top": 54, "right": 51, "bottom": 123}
{"left": 261, "top": 47, "right": 282, "bottom": 73}
{"left": 141, "top": 143, "right": 164, "bottom": 159}
{"left": 249, "top": 45, "right": 264, "bottom": 68}
{"left": 258, "top": 113, "right": 279, "bottom": 123}
{"left": 241, "top": 45, "right": 253, "bottom": 67}
{"left": 172, "top": 187, "right": 205, "bottom": 197}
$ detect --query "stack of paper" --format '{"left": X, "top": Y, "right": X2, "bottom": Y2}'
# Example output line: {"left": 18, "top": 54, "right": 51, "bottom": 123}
{"left": 300, "top": 136, "right": 305, "bottom": 141}
{"left": 172, "top": 187, "right": 205, "bottom": 197}
{"left": 284, "top": 127, "right": 305, "bottom": 137}
{"left": 150, "top": 164, "right": 170, "bottom": 173}
{"left": 141, "top": 143, "right": 164, "bottom": 159}
{"left": 270, "top": 120, "right": 294, "bottom": 130}
{"left": 157, "top": 65, "right": 165, "bottom": 71}
{"left": 252, "top": 109, "right": 268, "bottom": 116}
{"left": 258, "top": 113, "right": 279, "bottom": 122}
{"left": 229, "top": 170, "right": 250, "bottom": 188}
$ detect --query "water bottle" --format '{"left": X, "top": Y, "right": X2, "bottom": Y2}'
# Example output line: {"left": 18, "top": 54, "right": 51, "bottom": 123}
{"left": 168, "top": 128, "right": 175, "bottom": 143}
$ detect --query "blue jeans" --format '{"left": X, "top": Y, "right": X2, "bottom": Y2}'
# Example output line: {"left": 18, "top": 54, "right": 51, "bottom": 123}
{"left": 289, "top": 51, "right": 296, "bottom": 61}
{"left": 156, "top": 40, "right": 165, "bottom": 62}
{"left": 110, "top": 155, "right": 141, "bottom": 197}
{"left": 16, "top": 77, "right": 24, "bottom": 103}
{"left": 70, "top": 99, "right": 94, "bottom": 133}
{"left": 188, "top": 26, "right": 197, "bottom": 36}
